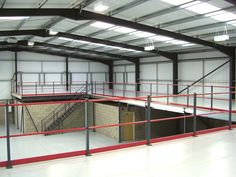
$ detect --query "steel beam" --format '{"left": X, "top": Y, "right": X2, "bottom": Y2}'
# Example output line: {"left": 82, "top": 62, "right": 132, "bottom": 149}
{"left": 230, "top": 48, "right": 236, "bottom": 99}
{"left": 134, "top": 60, "right": 140, "bottom": 92}
{"left": 108, "top": 62, "right": 113, "bottom": 89}
{"left": 65, "top": 57, "right": 69, "bottom": 91}
{"left": 57, "top": 32, "right": 176, "bottom": 60}
{"left": 16, "top": 46, "right": 112, "bottom": 65}
{"left": 15, "top": 51, "right": 18, "bottom": 93}
{"left": 173, "top": 55, "right": 178, "bottom": 94}
{"left": 77, "top": 10, "right": 231, "bottom": 56}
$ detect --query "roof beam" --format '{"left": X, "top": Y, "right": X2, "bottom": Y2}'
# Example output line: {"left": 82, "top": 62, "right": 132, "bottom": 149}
{"left": 17, "top": 46, "right": 112, "bottom": 65}
{"left": 0, "top": 29, "right": 177, "bottom": 60}
{"left": 0, "top": 43, "right": 113, "bottom": 65}
{"left": 20, "top": 40, "right": 136, "bottom": 61}
{"left": 0, "top": 29, "right": 139, "bottom": 60}
{"left": 57, "top": 32, "right": 177, "bottom": 60}
{"left": 78, "top": 10, "right": 233, "bottom": 56}
{"left": 0, "top": 8, "right": 231, "bottom": 56}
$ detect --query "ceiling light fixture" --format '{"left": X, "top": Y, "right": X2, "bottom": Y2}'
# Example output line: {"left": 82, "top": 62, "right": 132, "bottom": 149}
{"left": 144, "top": 39, "right": 155, "bottom": 51}
{"left": 7, "top": 37, "right": 17, "bottom": 43}
{"left": 214, "top": 26, "right": 229, "bottom": 42}
{"left": 28, "top": 41, "right": 35, "bottom": 46}
{"left": 214, "top": 34, "right": 229, "bottom": 42}
{"left": 49, "top": 29, "right": 58, "bottom": 35}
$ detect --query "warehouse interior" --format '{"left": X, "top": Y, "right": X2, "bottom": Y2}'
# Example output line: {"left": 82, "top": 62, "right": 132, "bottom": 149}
{"left": 1, "top": 0, "right": 236, "bottom": 176}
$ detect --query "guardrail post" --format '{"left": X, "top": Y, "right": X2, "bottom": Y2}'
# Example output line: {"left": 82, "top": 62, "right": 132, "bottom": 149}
{"left": 123, "top": 82, "right": 125, "bottom": 97}
{"left": 53, "top": 82, "right": 55, "bottom": 95}
{"left": 5, "top": 102, "right": 12, "bottom": 169}
{"left": 91, "top": 81, "right": 93, "bottom": 94}
{"left": 118, "top": 102, "right": 122, "bottom": 143}
{"left": 103, "top": 82, "right": 105, "bottom": 96}
{"left": 210, "top": 85, "right": 213, "bottom": 110}
{"left": 187, "top": 85, "right": 190, "bottom": 107}
{"left": 150, "top": 83, "right": 152, "bottom": 96}
{"left": 167, "top": 84, "right": 169, "bottom": 104}
{"left": 85, "top": 98, "right": 91, "bottom": 156}
{"left": 229, "top": 87, "right": 232, "bottom": 130}
{"left": 86, "top": 81, "right": 88, "bottom": 95}
{"left": 193, "top": 93, "right": 197, "bottom": 136}
{"left": 112, "top": 85, "right": 114, "bottom": 97}
{"left": 146, "top": 95, "right": 151, "bottom": 146}
{"left": 35, "top": 82, "right": 37, "bottom": 95}
{"left": 21, "top": 83, "right": 23, "bottom": 95}
{"left": 94, "top": 81, "right": 97, "bottom": 94}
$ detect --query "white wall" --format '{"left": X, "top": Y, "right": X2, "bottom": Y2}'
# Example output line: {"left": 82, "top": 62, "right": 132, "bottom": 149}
{"left": 0, "top": 51, "right": 108, "bottom": 99}
{"left": 114, "top": 51, "right": 230, "bottom": 98}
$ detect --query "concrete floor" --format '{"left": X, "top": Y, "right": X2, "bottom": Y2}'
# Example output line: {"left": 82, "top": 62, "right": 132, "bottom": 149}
{"left": 1, "top": 129, "right": 236, "bottom": 177}
{"left": 0, "top": 127, "right": 118, "bottom": 161}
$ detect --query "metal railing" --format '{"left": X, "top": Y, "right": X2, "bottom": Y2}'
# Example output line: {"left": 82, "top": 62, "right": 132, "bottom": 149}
{"left": 41, "top": 84, "right": 87, "bottom": 131}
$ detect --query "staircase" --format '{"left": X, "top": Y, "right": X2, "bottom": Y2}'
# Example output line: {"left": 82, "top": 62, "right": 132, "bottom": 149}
{"left": 41, "top": 85, "right": 87, "bottom": 132}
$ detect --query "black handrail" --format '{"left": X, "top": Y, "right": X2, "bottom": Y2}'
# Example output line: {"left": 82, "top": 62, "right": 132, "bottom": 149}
{"left": 178, "top": 60, "right": 230, "bottom": 94}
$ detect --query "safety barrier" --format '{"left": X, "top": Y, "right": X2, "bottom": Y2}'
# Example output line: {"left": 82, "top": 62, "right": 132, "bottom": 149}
{"left": 12, "top": 81, "right": 233, "bottom": 98}
{"left": 0, "top": 90, "right": 235, "bottom": 169}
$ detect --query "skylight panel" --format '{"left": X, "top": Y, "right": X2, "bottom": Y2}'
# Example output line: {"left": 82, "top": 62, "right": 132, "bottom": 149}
{"left": 182, "top": 43, "right": 196, "bottom": 47}
{"left": 160, "top": 0, "right": 192, "bottom": 6}
{"left": 210, "top": 12, "right": 236, "bottom": 21}
{"left": 94, "top": 4, "right": 109, "bottom": 12}
{"left": 185, "top": 2, "right": 220, "bottom": 14}
{"left": 58, "top": 37, "right": 73, "bottom": 42}
{"left": 227, "top": 20, "right": 236, "bottom": 26}
{"left": 166, "top": 40, "right": 189, "bottom": 45}
{"left": 149, "top": 35, "right": 173, "bottom": 41}
{"left": 131, "top": 31, "right": 156, "bottom": 37}
{"left": 113, "top": 27, "right": 136, "bottom": 33}
{"left": 0, "top": 16, "right": 29, "bottom": 21}
{"left": 74, "top": 40, "right": 91, "bottom": 44}
{"left": 90, "top": 22, "right": 114, "bottom": 29}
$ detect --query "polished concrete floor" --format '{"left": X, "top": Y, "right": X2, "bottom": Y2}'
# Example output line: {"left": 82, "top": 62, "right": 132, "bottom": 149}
{"left": 1, "top": 129, "right": 236, "bottom": 177}
{"left": 0, "top": 126, "right": 118, "bottom": 161}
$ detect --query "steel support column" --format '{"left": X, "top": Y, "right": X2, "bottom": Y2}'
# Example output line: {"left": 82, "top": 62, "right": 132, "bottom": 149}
{"left": 14, "top": 51, "right": 18, "bottom": 93}
{"left": 230, "top": 49, "right": 236, "bottom": 99}
{"left": 5, "top": 102, "right": 12, "bottom": 169}
{"left": 135, "top": 60, "right": 140, "bottom": 92}
{"left": 108, "top": 62, "right": 113, "bottom": 89}
{"left": 65, "top": 57, "right": 69, "bottom": 91}
{"left": 173, "top": 56, "right": 178, "bottom": 94}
